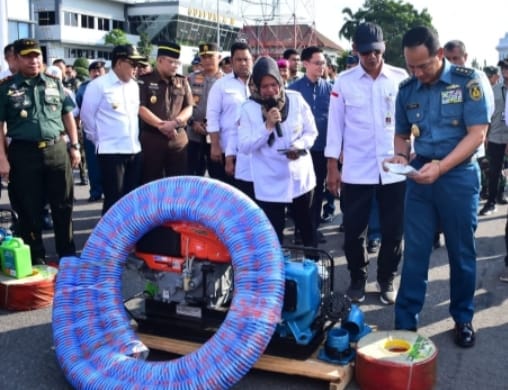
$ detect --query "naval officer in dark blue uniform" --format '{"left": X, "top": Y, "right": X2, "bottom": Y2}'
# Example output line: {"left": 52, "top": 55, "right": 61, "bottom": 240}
{"left": 386, "top": 27, "right": 490, "bottom": 348}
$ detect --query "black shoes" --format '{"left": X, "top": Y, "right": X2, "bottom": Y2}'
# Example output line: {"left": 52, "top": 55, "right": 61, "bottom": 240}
{"left": 88, "top": 195, "right": 102, "bottom": 202}
{"left": 367, "top": 239, "right": 380, "bottom": 254}
{"left": 454, "top": 322, "right": 475, "bottom": 348}
{"left": 479, "top": 202, "right": 496, "bottom": 216}
{"left": 496, "top": 195, "right": 508, "bottom": 205}
{"left": 346, "top": 279, "right": 366, "bottom": 303}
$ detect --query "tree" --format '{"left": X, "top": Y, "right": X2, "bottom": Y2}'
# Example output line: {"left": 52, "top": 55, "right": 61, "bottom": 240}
{"left": 338, "top": 0, "right": 435, "bottom": 67}
{"left": 137, "top": 31, "right": 153, "bottom": 58}
{"left": 104, "top": 29, "right": 129, "bottom": 46}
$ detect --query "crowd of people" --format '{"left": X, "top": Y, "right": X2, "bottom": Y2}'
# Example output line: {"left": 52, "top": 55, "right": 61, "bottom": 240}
{"left": 1, "top": 22, "right": 508, "bottom": 349}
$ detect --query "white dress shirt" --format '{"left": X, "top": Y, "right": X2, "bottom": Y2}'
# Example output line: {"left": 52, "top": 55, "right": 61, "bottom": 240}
{"left": 238, "top": 90, "right": 317, "bottom": 202}
{"left": 325, "top": 63, "right": 408, "bottom": 185}
{"left": 80, "top": 71, "right": 141, "bottom": 154}
{"left": 0, "top": 68, "right": 12, "bottom": 79}
{"left": 206, "top": 73, "right": 252, "bottom": 181}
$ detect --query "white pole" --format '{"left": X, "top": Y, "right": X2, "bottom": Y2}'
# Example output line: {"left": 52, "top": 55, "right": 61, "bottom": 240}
{"left": 0, "top": 0, "right": 9, "bottom": 71}
{"left": 216, "top": 0, "right": 220, "bottom": 49}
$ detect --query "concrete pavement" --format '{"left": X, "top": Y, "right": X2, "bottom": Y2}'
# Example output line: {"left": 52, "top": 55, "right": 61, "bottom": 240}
{"left": 0, "top": 177, "right": 507, "bottom": 390}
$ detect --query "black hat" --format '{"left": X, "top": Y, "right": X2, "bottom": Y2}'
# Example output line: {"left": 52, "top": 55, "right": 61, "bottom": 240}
{"left": 483, "top": 66, "right": 499, "bottom": 77}
{"left": 13, "top": 39, "right": 42, "bottom": 56}
{"left": 88, "top": 60, "right": 106, "bottom": 71}
{"left": 112, "top": 44, "right": 147, "bottom": 63}
{"left": 220, "top": 56, "right": 231, "bottom": 66}
{"left": 191, "top": 56, "right": 201, "bottom": 65}
{"left": 498, "top": 58, "right": 508, "bottom": 68}
{"left": 199, "top": 43, "right": 219, "bottom": 56}
{"left": 346, "top": 54, "right": 359, "bottom": 65}
{"left": 252, "top": 56, "right": 283, "bottom": 89}
{"left": 157, "top": 42, "right": 180, "bottom": 59}
{"left": 354, "top": 22, "right": 385, "bottom": 53}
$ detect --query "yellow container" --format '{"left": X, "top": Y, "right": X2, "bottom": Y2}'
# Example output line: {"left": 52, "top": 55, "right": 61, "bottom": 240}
{"left": 0, "top": 237, "right": 33, "bottom": 279}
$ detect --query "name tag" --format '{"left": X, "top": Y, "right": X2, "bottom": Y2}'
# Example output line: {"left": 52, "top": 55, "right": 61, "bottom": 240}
{"left": 441, "top": 89, "right": 462, "bottom": 104}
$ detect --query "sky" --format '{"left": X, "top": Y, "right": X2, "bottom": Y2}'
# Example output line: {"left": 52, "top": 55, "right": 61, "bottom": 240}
{"left": 311, "top": 0, "right": 507, "bottom": 66}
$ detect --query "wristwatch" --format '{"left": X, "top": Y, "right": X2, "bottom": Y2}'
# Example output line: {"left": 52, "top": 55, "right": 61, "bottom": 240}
{"left": 70, "top": 143, "right": 81, "bottom": 151}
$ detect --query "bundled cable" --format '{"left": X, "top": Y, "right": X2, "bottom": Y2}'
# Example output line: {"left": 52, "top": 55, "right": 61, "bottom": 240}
{"left": 52, "top": 176, "right": 285, "bottom": 389}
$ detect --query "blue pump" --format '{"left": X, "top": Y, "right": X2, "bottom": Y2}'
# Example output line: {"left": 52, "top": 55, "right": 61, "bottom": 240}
{"left": 276, "top": 258, "right": 321, "bottom": 345}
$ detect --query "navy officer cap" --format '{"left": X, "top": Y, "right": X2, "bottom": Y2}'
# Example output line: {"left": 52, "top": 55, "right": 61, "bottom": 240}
{"left": 88, "top": 60, "right": 105, "bottom": 71}
{"left": 498, "top": 58, "right": 508, "bottom": 68}
{"left": 157, "top": 42, "right": 181, "bottom": 59}
{"left": 199, "top": 42, "right": 219, "bottom": 56}
{"left": 112, "top": 44, "right": 147, "bottom": 63}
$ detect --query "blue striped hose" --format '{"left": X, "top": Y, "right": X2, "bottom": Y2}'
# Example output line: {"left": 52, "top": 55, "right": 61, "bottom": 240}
{"left": 52, "top": 176, "right": 285, "bottom": 389}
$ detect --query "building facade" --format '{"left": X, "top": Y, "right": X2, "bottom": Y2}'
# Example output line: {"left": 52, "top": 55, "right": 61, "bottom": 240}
{"left": 1, "top": 0, "right": 34, "bottom": 71}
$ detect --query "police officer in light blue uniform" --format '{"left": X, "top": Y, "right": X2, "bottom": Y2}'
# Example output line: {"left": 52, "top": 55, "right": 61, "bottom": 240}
{"left": 387, "top": 27, "right": 490, "bottom": 348}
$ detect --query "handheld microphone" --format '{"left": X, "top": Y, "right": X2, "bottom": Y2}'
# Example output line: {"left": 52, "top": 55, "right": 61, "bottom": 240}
{"left": 264, "top": 98, "right": 283, "bottom": 137}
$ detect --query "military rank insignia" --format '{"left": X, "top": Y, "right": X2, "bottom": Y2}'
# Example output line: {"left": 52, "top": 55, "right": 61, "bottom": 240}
{"left": 467, "top": 80, "right": 483, "bottom": 101}
{"left": 411, "top": 124, "right": 420, "bottom": 137}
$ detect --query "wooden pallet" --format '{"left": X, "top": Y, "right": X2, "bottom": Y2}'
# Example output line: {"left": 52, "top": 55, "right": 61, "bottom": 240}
{"left": 138, "top": 333, "right": 354, "bottom": 390}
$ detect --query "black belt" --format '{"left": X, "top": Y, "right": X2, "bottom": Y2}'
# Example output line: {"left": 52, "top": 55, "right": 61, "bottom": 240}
{"left": 11, "top": 137, "right": 62, "bottom": 149}
{"left": 416, "top": 154, "right": 474, "bottom": 165}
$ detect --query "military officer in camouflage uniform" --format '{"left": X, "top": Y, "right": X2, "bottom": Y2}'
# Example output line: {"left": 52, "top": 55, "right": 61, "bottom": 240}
{"left": 0, "top": 39, "right": 81, "bottom": 264}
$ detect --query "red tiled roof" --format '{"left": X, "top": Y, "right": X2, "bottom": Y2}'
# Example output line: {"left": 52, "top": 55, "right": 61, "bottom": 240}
{"left": 240, "top": 23, "right": 344, "bottom": 56}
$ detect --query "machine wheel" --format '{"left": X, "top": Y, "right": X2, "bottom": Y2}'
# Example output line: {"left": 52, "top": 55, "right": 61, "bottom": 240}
{"left": 52, "top": 177, "right": 285, "bottom": 389}
{"left": 355, "top": 330, "right": 438, "bottom": 390}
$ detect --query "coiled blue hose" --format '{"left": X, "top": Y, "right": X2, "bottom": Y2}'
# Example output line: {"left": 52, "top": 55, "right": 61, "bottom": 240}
{"left": 52, "top": 177, "right": 285, "bottom": 389}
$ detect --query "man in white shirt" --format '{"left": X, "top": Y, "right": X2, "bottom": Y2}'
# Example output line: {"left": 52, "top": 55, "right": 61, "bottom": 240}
{"left": 80, "top": 45, "right": 147, "bottom": 214}
{"left": 325, "top": 22, "right": 408, "bottom": 304}
{"left": 0, "top": 43, "right": 16, "bottom": 79}
{"left": 207, "top": 41, "right": 254, "bottom": 196}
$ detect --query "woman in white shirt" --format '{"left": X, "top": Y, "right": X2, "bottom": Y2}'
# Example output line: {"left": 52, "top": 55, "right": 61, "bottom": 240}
{"left": 238, "top": 56, "right": 318, "bottom": 246}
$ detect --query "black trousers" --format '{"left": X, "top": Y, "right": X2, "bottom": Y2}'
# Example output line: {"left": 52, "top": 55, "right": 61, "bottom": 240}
{"left": 140, "top": 130, "right": 188, "bottom": 184}
{"left": 98, "top": 153, "right": 142, "bottom": 215}
{"left": 187, "top": 140, "right": 208, "bottom": 176}
{"left": 7, "top": 139, "right": 75, "bottom": 261}
{"left": 486, "top": 141, "right": 507, "bottom": 203}
{"left": 341, "top": 181, "right": 405, "bottom": 283}
{"left": 310, "top": 150, "right": 327, "bottom": 235}
{"left": 257, "top": 190, "right": 315, "bottom": 247}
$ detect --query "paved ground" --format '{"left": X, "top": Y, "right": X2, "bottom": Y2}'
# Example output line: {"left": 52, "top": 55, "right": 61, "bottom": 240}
{"left": 0, "top": 176, "right": 507, "bottom": 389}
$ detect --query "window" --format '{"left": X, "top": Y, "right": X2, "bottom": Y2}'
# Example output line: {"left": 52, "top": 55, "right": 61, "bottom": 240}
{"left": 97, "top": 50, "right": 112, "bottom": 60}
{"left": 64, "top": 12, "right": 79, "bottom": 27}
{"left": 38, "top": 11, "right": 56, "bottom": 26}
{"left": 112, "top": 20, "right": 124, "bottom": 30}
{"left": 67, "top": 48, "right": 94, "bottom": 59}
{"left": 8, "top": 21, "right": 30, "bottom": 41}
{"left": 97, "top": 17, "right": 110, "bottom": 31}
{"left": 81, "top": 15, "right": 95, "bottom": 29}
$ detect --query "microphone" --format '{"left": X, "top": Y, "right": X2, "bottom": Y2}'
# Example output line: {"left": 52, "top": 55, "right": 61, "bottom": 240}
{"left": 264, "top": 98, "right": 283, "bottom": 137}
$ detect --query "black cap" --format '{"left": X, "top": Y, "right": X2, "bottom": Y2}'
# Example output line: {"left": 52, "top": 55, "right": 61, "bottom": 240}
{"left": 13, "top": 39, "right": 42, "bottom": 56}
{"left": 157, "top": 42, "right": 180, "bottom": 59}
{"left": 498, "top": 58, "right": 508, "bottom": 68}
{"left": 354, "top": 22, "right": 385, "bottom": 53}
{"left": 220, "top": 56, "right": 231, "bottom": 66}
{"left": 346, "top": 54, "right": 359, "bottom": 65}
{"left": 199, "top": 43, "right": 219, "bottom": 56}
{"left": 191, "top": 56, "right": 201, "bottom": 65}
{"left": 483, "top": 66, "right": 499, "bottom": 77}
{"left": 112, "top": 44, "right": 147, "bottom": 63}
{"left": 88, "top": 60, "right": 106, "bottom": 71}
